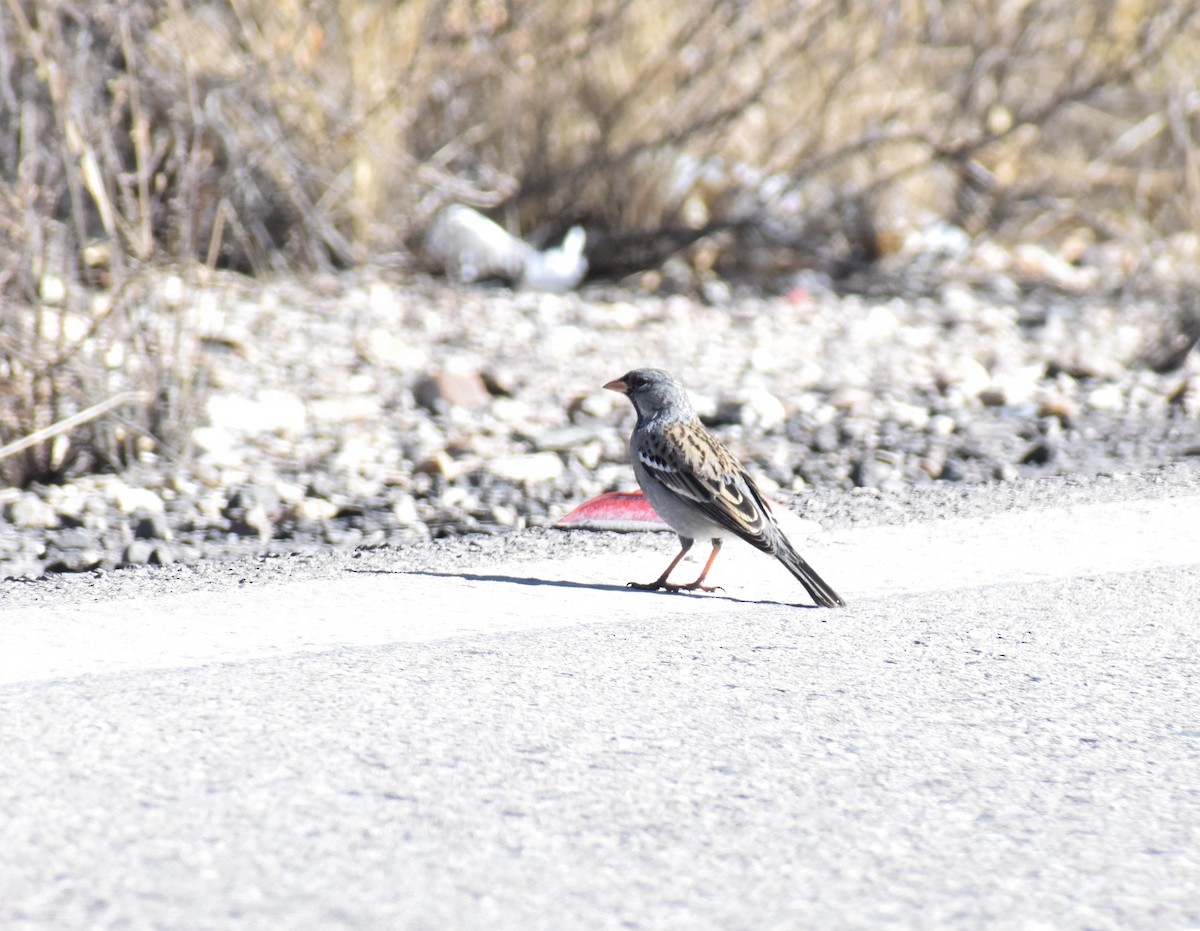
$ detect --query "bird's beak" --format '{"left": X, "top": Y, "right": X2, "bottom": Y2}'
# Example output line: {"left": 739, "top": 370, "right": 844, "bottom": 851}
{"left": 603, "top": 378, "right": 628, "bottom": 394}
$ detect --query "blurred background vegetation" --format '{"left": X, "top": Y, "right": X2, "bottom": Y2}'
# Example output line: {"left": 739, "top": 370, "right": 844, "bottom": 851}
{"left": 2, "top": 0, "right": 1198, "bottom": 284}
{"left": 2, "top": 0, "right": 1199, "bottom": 484}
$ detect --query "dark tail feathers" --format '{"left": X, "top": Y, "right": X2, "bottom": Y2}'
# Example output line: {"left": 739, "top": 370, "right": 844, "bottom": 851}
{"left": 775, "top": 537, "right": 845, "bottom": 608}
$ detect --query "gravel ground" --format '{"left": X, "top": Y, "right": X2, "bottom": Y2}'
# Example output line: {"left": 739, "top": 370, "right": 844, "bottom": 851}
{"left": 2, "top": 256, "right": 1200, "bottom": 580}
{"left": 1, "top": 459, "right": 1198, "bottom": 613}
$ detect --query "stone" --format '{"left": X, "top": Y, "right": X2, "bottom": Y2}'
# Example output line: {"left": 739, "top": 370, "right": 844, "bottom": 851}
{"left": 391, "top": 494, "right": 420, "bottom": 526}
{"left": 929, "top": 414, "right": 957, "bottom": 437}
{"left": 111, "top": 484, "right": 165, "bottom": 515}
{"left": 850, "top": 453, "right": 904, "bottom": 490}
{"left": 810, "top": 423, "right": 840, "bottom": 454}
{"left": 993, "top": 463, "right": 1019, "bottom": 482}
{"left": 132, "top": 512, "right": 172, "bottom": 541}
{"left": 889, "top": 401, "right": 931, "bottom": 430}
{"left": 414, "top": 371, "right": 491, "bottom": 412}
{"left": 121, "top": 540, "right": 156, "bottom": 566}
{"left": 1020, "top": 442, "right": 1055, "bottom": 466}
{"left": 943, "top": 357, "right": 991, "bottom": 397}
{"left": 206, "top": 390, "right": 307, "bottom": 436}
{"left": 43, "top": 546, "right": 105, "bottom": 573}
{"left": 1038, "top": 395, "right": 1079, "bottom": 424}
{"left": 489, "top": 452, "right": 565, "bottom": 484}
{"left": 6, "top": 493, "right": 58, "bottom": 529}
{"left": 148, "top": 544, "right": 174, "bottom": 565}
{"left": 736, "top": 388, "right": 788, "bottom": 431}
{"left": 293, "top": 497, "right": 339, "bottom": 522}
{"left": 223, "top": 485, "right": 280, "bottom": 538}
{"left": 937, "top": 459, "right": 968, "bottom": 482}
{"left": 536, "top": 426, "right": 605, "bottom": 452}
{"left": 191, "top": 426, "right": 242, "bottom": 465}
{"left": 1087, "top": 383, "right": 1125, "bottom": 413}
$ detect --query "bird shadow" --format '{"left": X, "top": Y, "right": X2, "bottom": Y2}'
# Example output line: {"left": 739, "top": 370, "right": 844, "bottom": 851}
{"left": 346, "top": 567, "right": 816, "bottom": 608}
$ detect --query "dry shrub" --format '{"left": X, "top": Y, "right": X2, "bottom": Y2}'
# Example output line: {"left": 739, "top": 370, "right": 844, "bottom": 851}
{"left": 0, "top": 272, "right": 207, "bottom": 486}
{"left": 2, "top": 0, "right": 1199, "bottom": 285}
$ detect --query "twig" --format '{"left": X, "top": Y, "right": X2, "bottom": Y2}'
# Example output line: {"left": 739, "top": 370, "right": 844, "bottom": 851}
{"left": 0, "top": 392, "right": 148, "bottom": 464}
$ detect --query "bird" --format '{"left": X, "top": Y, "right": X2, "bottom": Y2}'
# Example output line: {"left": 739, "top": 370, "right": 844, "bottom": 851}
{"left": 604, "top": 368, "right": 845, "bottom": 608}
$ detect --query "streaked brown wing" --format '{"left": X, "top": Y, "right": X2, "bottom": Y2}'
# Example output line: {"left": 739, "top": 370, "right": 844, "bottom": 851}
{"left": 637, "top": 421, "right": 777, "bottom": 551}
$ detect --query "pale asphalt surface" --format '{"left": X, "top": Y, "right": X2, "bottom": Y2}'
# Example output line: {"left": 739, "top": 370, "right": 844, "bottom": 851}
{"left": 2, "top": 466, "right": 1199, "bottom": 930}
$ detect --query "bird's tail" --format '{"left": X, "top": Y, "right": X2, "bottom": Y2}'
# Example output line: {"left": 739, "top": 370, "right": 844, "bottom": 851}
{"left": 775, "top": 536, "right": 846, "bottom": 608}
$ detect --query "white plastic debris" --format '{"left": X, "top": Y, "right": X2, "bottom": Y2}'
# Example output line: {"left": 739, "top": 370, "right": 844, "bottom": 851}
{"left": 425, "top": 205, "right": 587, "bottom": 292}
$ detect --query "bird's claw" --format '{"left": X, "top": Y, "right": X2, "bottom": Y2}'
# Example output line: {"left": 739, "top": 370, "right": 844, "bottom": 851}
{"left": 626, "top": 580, "right": 723, "bottom": 594}
{"left": 626, "top": 580, "right": 667, "bottom": 591}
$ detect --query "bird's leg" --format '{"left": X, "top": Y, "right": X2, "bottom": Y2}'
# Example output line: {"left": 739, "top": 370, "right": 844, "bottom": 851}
{"left": 628, "top": 539, "right": 725, "bottom": 594}
{"left": 675, "top": 540, "right": 725, "bottom": 592}
{"left": 628, "top": 539, "right": 693, "bottom": 591}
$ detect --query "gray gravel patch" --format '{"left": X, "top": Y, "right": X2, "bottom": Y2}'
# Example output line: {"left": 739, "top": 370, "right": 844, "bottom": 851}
{"left": 3, "top": 270, "right": 1200, "bottom": 579}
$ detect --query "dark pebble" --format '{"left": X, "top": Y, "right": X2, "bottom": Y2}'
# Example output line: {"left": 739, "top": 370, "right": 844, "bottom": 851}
{"left": 122, "top": 540, "right": 157, "bottom": 566}
{"left": 133, "top": 511, "right": 172, "bottom": 540}
{"left": 937, "top": 459, "right": 968, "bottom": 482}
{"left": 1020, "top": 442, "right": 1056, "bottom": 466}
{"left": 43, "top": 548, "right": 106, "bottom": 573}
{"left": 811, "top": 423, "right": 840, "bottom": 454}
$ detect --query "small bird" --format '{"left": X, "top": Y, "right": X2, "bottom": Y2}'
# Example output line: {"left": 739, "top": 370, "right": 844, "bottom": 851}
{"left": 605, "top": 368, "right": 845, "bottom": 608}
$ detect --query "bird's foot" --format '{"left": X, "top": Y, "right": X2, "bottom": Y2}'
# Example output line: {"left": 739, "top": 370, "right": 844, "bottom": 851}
{"left": 626, "top": 580, "right": 723, "bottom": 594}
{"left": 627, "top": 580, "right": 672, "bottom": 592}
{"left": 678, "top": 581, "right": 724, "bottom": 593}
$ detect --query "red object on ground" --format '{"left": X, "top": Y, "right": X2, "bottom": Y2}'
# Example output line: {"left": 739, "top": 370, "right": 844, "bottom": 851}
{"left": 556, "top": 489, "right": 796, "bottom": 534}
{"left": 553, "top": 491, "right": 669, "bottom": 531}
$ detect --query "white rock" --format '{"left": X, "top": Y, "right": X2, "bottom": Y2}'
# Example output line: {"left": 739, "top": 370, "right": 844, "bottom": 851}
{"left": 575, "top": 440, "right": 603, "bottom": 471}
{"left": 919, "top": 221, "right": 971, "bottom": 258}
{"left": 40, "top": 272, "right": 67, "bottom": 304}
{"left": 737, "top": 388, "right": 788, "bottom": 431}
{"left": 606, "top": 302, "right": 640, "bottom": 329}
{"left": 489, "top": 504, "right": 520, "bottom": 528}
{"left": 1087, "top": 382, "right": 1125, "bottom": 412}
{"left": 862, "top": 304, "right": 901, "bottom": 339}
{"left": 490, "top": 452, "right": 564, "bottom": 484}
{"left": 191, "top": 426, "right": 242, "bottom": 465}
{"left": 309, "top": 396, "right": 382, "bottom": 424}
{"left": 334, "top": 433, "right": 386, "bottom": 475}
{"left": 366, "top": 281, "right": 401, "bottom": 316}
{"left": 295, "top": 497, "right": 338, "bottom": 521}
{"left": 162, "top": 274, "right": 184, "bottom": 306}
{"left": 1013, "top": 243, "right": 1100, "bottom": 291}
{"left": 993, "top": 364, "right": 1043, "bottom": 407}
{"left": 890, "top": 402, "right": 931, "bottom": 430}
{"left": 491, "top": 398, "right": 537, "bottom": 425}
{"left": 929, "top": 414, "right": 957, "bottom": 437}
{"left": 940, "top": 281, "right": 978, "bottom": 318}
{"left": 6, "top": 493, "right": 58, "bottom": 529}
{"left": 392, "top": 495, "right": 420, "bottom": 525}
{"left": 110, "top": 484, "right": 165, "bottom": 514}
{"left": 365, "top": 328, "right": 428, "bottom": 370}
{"left": 274, "top": 481, "right": 306, "bottom": 504}
{"left": 206, "top": 391, "right": 307, "bottom": 436}
{"left": 945, "top": 357, "right": 991, "bottom": 397}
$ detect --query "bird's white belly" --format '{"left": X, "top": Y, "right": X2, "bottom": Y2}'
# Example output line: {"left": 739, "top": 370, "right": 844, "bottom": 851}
{"left": 633, "top": 456, "right": 724, "bottom": 542}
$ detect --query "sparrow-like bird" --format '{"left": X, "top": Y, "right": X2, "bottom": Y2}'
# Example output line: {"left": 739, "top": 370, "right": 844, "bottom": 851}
{"left": 605, "top": 368, "right": 845, "bottom": 608}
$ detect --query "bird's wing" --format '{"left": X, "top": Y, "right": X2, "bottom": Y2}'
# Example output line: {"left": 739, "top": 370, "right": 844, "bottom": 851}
{"left": 637, "top": 420, "right": 778, "bottom": 552}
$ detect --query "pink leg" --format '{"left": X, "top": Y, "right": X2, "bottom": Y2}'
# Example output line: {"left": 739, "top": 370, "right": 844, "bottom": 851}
{"left": 628, "top": 540, "right": 724, "bottom": 594}
{"left": 676, "top": 540, "right": 724, "bottom": 592}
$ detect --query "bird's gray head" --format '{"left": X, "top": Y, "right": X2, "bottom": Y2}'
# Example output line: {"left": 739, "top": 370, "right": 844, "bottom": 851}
{"left": 604, "top": 368, "right": 696, "bottom": 424}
